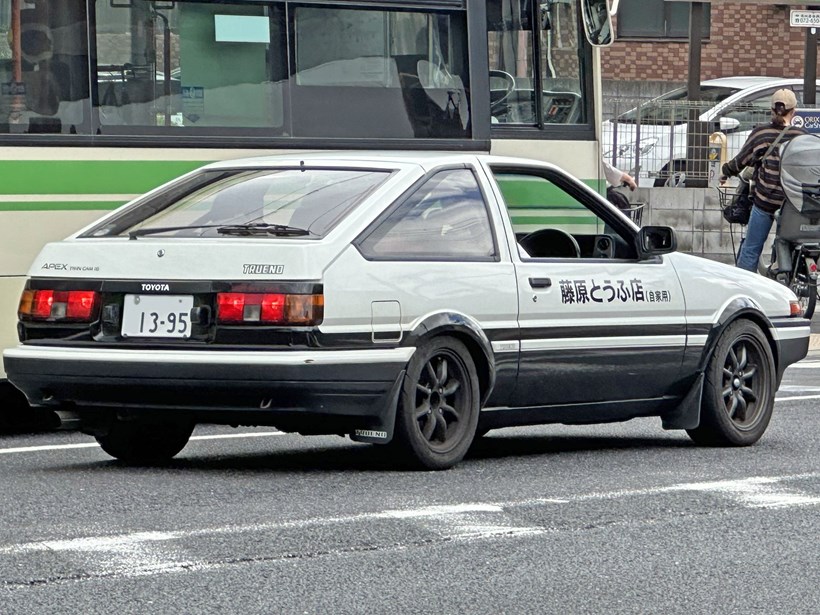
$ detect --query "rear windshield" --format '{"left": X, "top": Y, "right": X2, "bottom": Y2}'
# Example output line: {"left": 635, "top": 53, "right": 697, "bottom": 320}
{"left": 615, "top": 86, "right": 740, "bottom": 124}
{"left": 82, "top": 167, "right": 391, "bottom": 239}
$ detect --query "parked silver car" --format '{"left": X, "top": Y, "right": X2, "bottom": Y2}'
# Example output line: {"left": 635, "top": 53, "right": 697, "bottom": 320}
{"left": 603, "top": 76, "right": 820, "bottom": 187}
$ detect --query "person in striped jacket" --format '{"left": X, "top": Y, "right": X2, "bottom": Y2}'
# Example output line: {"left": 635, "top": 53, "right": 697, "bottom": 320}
{"left": 720, "top": 89, "right": 806, "bottom": 272}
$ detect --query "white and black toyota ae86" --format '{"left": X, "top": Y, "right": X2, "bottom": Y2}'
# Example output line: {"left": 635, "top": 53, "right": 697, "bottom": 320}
{"left": 3, "top": 153, "right": 811, "bottom": 469}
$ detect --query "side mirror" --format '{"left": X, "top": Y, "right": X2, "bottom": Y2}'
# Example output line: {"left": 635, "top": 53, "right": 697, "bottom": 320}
{"left": 581, "top": 0, "right": 614, "bottom": 47}
{"left": 638, "top": 225, "right": 677, "bottom": 258}
{"left": 719, "top": 117, "right": 741, "bottom": 132}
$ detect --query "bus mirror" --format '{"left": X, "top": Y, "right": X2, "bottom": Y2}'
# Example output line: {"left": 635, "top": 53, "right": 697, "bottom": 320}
{"left": 581, "top": 0, "right": 614, "bottom": 47}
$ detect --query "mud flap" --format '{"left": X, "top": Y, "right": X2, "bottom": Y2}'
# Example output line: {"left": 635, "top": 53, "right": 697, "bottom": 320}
{"left": 661, "top": 372, "right": 704, "bottom": 430}
{"left": 349, "top": 370, "right": 405, "bottom": 444}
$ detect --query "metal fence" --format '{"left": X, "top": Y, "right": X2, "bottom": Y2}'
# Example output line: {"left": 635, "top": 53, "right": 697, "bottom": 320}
{"left": 603, "top": 98, "right": 774, "bottom": 187}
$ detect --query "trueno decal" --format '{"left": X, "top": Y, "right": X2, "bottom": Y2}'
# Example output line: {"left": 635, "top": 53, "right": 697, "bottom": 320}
{"left": 559, "top": 278, "right": 672, "bottom": 305}
{"left": 41, "top": 263, "right": 68, "bottom": 270}
{"left": 141, "top": 283, "right": 171, "bottom": 292}
{"left": 243, "top": 264, "right": 285, "bottom": 275}
{"left": 354, "top": 429, "right": 388, "bottom": 439}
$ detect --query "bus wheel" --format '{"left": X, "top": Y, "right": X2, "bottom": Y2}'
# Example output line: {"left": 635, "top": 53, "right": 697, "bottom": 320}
{"left": 96, "top": 418, "right": 194, "bottom": 465}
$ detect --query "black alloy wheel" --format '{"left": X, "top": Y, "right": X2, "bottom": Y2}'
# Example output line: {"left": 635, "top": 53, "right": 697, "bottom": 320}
{"left": 391, "top": 336, "right": 479, "bottom": 470}
{"left": 687, "top": 320, "right": 775, "bottom": 446}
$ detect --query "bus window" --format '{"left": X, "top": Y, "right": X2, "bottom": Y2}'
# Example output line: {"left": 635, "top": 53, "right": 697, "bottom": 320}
{"left": 94, "top": 1, "right": 288, "bottom": 134}
{"left": 0, "top": 1, "right": 90, "bottom": 135}
{"left": 291, "top": 6, "right": 470, "bottom": 139}
{"left": 487, "top": 0, "right": 588, "bottom": 127}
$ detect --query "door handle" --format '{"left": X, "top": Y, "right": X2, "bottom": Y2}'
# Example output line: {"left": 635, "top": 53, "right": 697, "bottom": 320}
{"left": 529, "top": 277, "right": 552, "bottom": 289}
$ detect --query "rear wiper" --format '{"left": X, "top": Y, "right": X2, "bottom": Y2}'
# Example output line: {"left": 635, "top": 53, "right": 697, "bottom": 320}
{"left": 128, "top": 224, "right": 225, "bottom": 240}
{"left": 216, "top": 223, "right": 312, "bottom": 237}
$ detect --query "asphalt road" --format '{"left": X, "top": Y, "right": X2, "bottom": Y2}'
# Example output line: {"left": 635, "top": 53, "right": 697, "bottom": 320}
{"left": 1, "top": 357, "right": 819, "bottom": 614}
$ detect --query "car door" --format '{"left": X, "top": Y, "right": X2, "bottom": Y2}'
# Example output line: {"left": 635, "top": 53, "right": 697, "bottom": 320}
{"left": 485, "top": 164, "right": 687, "bottom": 409}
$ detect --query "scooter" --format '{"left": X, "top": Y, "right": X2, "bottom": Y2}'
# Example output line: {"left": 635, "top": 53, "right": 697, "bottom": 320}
{"left": 760, "top": 200, "right": 820, "bottom": 319}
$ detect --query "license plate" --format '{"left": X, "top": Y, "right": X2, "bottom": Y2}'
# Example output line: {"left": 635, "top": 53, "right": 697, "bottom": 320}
{"left": 121, "top": 294, "right": 194, "bottom": 339}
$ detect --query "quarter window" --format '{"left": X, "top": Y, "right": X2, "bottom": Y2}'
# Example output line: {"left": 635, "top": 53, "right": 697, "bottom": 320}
{"left": 359, "top": 169, "right": 495, "bottom": 260}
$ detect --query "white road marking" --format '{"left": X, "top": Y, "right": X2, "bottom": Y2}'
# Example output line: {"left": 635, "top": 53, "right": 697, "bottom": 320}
{"left": 0, "top": 431, "right": 284, "bottom": 455}
{"left": 2, "top": 473, "right": 818, "bottom": 584}
{"left": 385, "top": 503, "right": 503, "bottom": 518}
{"left": 788, "top": 361, "right": 820, "bottom": 369}
{"left": 653, "top": 476, "right": 820, "bottom": 508}
{"left": 776, "top": 394, "right": 820, "bottom": 402}
{"left": 0, "top": 442, "right": 100, "bottom": 455}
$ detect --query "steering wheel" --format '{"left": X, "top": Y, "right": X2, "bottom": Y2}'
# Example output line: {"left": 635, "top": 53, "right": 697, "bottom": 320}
{"left": 489, "top": 69, "right": 516, "bottom": 111}
{"left": 519, "top": 228, "right": 581, "bottom": 259}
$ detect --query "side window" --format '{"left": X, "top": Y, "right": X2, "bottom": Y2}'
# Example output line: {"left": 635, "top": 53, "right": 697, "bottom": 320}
{"left": 493, "top": 171, "right": 637, "bottom": 260}
{"left": 358, "top": 169, "right": 496, "bottom": 260}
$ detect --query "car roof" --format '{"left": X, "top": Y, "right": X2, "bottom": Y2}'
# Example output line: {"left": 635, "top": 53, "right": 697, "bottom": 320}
{"left": 203, "top": 151, "right": 474, "bottom": 170}
{"left": 200, "top": 151, "right": 563, "bottom": 173}
{"left": 701, "top": 76, "right": 808, "bottom": 90}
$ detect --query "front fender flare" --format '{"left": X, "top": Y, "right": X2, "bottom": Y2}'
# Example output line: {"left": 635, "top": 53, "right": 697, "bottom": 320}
{"left": 700, "top": 298, "right": 776, "bottom": 373}
{"left": 665, "top": 298, "right": 775, "bottom": 431}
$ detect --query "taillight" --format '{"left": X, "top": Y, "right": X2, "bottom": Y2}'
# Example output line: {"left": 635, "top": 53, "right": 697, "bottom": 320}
{"left": 216, "top": 292, "right": 323, "bottom": 325}
{"left": 790, "top": 299, "right": 803, "bottom": 317}
{"left": 19, "top": 289, "right": 99, "bottom": 322}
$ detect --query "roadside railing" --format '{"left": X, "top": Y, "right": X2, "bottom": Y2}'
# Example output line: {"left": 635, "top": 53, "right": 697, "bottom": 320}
{"left": 603, "top": 98, "right": 772, "bottom": 187}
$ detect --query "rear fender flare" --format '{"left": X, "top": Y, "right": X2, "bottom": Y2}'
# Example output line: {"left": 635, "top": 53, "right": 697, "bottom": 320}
{"left": 404, "top": 312, "right": 496, "bottom": 406}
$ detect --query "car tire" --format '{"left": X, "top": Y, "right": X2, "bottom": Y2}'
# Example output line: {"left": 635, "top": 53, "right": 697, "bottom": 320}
{"left": 653, "top": 161, "right": 686, "bottom": 188}
{"left": 687, "top": 320, "right": 775, "bottom": 447}
{"left": 390, "top": 336, "right": 480, "bottom": 470}
{"left": 96, "top": 418, "right": 194, "bottom": 464}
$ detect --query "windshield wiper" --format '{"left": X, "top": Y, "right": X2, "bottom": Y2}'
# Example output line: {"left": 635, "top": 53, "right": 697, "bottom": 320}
{"left": 216, "top": 223, "right": 311, "bottom": 237}
{"left": 128, "top": 224, "right": 226, "bottom": 240}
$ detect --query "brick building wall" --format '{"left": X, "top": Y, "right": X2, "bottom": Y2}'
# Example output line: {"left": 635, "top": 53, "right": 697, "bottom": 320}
{"left": 602, "top": 4, "right": 811, "bottom": 82}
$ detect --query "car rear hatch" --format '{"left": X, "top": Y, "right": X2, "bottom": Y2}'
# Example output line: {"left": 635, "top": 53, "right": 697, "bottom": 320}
{"left": 18, "top": 238, "right": 332, "bottom": 349}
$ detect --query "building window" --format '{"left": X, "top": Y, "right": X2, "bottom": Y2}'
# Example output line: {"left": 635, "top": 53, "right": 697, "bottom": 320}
{"left": 617, "top": 0, "right": 710, "bottom": 39}
{"left": 487, "top": 0, "right": 590, "bottom": 128}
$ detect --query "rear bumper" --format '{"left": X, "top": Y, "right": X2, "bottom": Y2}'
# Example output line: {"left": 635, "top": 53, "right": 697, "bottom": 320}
{"left": 3, "top": 345, "right": 414, "bottom": 421}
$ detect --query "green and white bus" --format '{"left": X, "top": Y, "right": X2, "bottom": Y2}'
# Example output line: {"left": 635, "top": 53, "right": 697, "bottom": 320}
{"left": 0, "top": 0, "right": 614, "bottom": 402}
